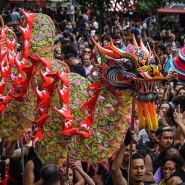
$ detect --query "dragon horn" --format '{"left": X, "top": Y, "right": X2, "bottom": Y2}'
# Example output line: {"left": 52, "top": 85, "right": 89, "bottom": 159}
{"left": 91, "top": 36, "right": 120, "bottom": 58}
{"left": 132, "top": 34, "right": 138, "bottom": 47}
{"left": 110, "top": 38, "right": 126, "bottom": 55}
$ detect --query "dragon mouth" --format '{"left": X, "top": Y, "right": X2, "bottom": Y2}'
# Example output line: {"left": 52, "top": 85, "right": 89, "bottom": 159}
{"left": 133, "top": 79, "right": 161, "bottom": 94}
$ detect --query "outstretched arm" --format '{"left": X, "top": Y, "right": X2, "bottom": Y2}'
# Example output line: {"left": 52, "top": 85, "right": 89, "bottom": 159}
{"left": 111, "top": 143, "right": 127, "bottom": 185}
{"left": 74, "top": 160, "right": 85, "bottom": 185}
{"left": 5, "top": 140, "right": 17, "bottom": 158}
{"left": 111, "top": 129, "right": 134, "bottom": 185}
{"left": 70, "top": 162, "right": 95, "bottom": 185}
{"left": 5, "top": 140, "right": 29, "bottom": 159}
{"left": 24, "top": 160, "right": 42, "bottom": 185}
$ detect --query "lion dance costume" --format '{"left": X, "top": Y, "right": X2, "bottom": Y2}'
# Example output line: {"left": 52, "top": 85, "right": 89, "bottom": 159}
{"left": 0, "top": 10, "right": 166, "bottom": 172}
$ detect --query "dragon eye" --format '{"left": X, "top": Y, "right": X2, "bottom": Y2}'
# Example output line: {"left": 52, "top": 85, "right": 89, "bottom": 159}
{"left": 124, "top": 61, "right": 133, "bottom": 70}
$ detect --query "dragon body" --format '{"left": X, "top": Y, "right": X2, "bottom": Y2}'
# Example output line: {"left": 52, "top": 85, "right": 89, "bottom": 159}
{"left": 0, "top": 10, "right": 166, "bottom": 169}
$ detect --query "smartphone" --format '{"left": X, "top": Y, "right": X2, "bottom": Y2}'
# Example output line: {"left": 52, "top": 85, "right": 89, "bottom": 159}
{"left": 0, "top": 160, "right": 5, "bottom": 180}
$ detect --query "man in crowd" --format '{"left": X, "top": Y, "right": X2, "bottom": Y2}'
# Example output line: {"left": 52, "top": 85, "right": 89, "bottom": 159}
{"left": 145, "top": 126, "right": 174, "bottom": 173}
{"left": 83, "top": 54, "right": 94, "bottom": 77}
{"left": 65, "top": 53, "right": 86, "bottom": 77}
{"left": 40, "top": 163, "right": 61, "bottom": 185}
{"left": 111, "top": 129, "right": 146, "bottom": 185}
{"left": 163, "top": 45, "right": 173, "bottom": 73}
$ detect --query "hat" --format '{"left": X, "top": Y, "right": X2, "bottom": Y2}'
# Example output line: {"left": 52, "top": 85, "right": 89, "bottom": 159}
{"left": 171, "top": 47, "right": 185, "bottom": 82}
{"left": 156, "top": 126, "right": 173, "bottom": 137}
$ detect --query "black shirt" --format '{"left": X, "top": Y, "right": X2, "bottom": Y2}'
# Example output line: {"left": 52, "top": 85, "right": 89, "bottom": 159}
{"left": 7, "top": 144, "right": 24, "bottom": 185}
{"left": 26, "top": 147, "right": 43, "bottom": 183}
{"left": 168, "top": 168, "right": 185, "bottom": 183}
{"left": 70, "top": 63, "right": 86, "bottom": 77}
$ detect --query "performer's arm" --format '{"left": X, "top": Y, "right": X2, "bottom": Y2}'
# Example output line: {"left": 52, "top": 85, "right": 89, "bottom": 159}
{"left": 24, "top": 160, "right": 42, "bottom": 185}
{"left": 5, "top": 140, "right": 29, "bottom": 159}
{"left": 5, "top": 140, "right": 17, "bottom": 158}
{"left": 111, "top": 129, "right": 133, "bottom": 185}
{"left": 74, "top": 160, "right": 85, "bottom": 185}
{"left": 111, "top": 143, "right": 127, "bottom": 185}
{"left": 71, "top": 161, "right": 95, "bottom": 185}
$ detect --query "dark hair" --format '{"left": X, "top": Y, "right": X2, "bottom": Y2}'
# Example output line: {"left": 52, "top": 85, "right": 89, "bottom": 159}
{"left": 153, "top": 35, "right": 162, "bottom": 41}
{"left": 160, "top": 156, "right": 184, "bottom": 170}
{"left": 156, "top": 45, "right": 165, "bottom": 52}
{"left": 159, "top": 146, "right": 179, "bottom": 162}
{"left": 40, "top": 163, "right": 60, "bottom": 185}
{"left": 104, "top": 35, "right": 111, "bottom": 42}
{"left": 81, "top": 34, "right": 88, "bottom": 42}
{"left": 165, "top": 107, "right": 175, "bottom": 122}
{"left": 65, "top": 53, "right": 76, "bottom": 60}
{"left": 114, "top": 35, "right": 121, "bottom": 40}
{"left": 166, "top": 43, "right": 172, "bottom": 48}
{"left": 61, "top": 45, "right": 77, "bottom": 57}
{"left": 172, "top": 95, "right": 185, "bottom": 112}
{"left": 174, "top": 82, "right": 184, "bottom": 90}
{"left": 54, "top": 40, "right": 61, "bottom": 45}
{"left": 132, "top": 153, "right": 144, "bottom": 162}
{"left": 176, "top": 87, "right": 185, "bottom": 96}
{"left": 158, "top": 100, "right": 171, "bottom": 110}
{"left": 63, "top": 31, "right": 69, "bottom": 38}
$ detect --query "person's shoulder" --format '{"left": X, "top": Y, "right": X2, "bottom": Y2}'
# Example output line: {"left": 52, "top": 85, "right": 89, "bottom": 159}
{"left": 75, "top": 63, "right": 86, "bottom": 77}
{"left": 75, "top": 62, "right": 84, "bottom": 70}
{"left": 167, "top": 175, "right": 182, "bottom": 185}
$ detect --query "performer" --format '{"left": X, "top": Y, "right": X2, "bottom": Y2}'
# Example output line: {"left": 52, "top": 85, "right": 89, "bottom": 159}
{"left": 5, "top": 127, "right": 32, "bottom": 185}
{"left": 111, "top": 129, "right": 147, "bottom": 185}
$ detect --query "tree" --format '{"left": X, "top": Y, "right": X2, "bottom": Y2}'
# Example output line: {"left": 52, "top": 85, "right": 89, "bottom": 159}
{"left": 0, "top": 0, "right": 9, "bottom": 14}
{"left": 135, "top": 0, "right": 185, "bottom": 14}
{"left": 74, "top": 0, "right": 185, "bottom": 14}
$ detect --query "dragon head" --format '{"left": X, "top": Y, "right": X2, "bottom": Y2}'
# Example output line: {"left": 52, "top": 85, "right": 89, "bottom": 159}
{"left": 91, "top": 36, "right": 167, "bottom": 130}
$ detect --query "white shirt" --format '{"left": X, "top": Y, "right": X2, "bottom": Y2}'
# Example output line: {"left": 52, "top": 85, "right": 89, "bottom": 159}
{"left": 84, "top": 65, "right": 93, "bottom": 76}
{"left": 139, "top": 129, "right": 149, "bottom": 143}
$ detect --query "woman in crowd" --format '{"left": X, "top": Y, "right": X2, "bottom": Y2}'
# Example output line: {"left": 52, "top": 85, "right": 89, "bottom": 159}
{"left": 159, "top": 156, "right": 183, "bottom": 185}
{"left": 154, "top": 146, "right": 180, "bottom": 184}
{"left": 176, "top": 87, "right": 185, "bottom": 96}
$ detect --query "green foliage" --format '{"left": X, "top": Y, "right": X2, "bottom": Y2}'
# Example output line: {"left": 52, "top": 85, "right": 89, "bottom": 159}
{"left": 74, "top": 0, "right": 185, "bottom": 14}
{"left": 135, "top": 0, "right": 167, "bottom": 14}
{"left": 76, "top": 0, "right": 111, "bottom": 12}
{"left": 43, "top": 0, "right": 185, "bottom": 15}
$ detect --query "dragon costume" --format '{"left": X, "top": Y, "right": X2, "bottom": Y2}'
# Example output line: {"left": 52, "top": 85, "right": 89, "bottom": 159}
{"left": 0, "top": 10, "right": 166, "bottom": 170}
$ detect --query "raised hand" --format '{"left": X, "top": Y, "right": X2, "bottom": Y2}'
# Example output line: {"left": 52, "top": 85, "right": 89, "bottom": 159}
{"left": 173, "top": 104, "right": 184, "bottom": 125}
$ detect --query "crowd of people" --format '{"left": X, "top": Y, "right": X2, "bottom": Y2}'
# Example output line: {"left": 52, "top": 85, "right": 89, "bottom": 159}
{"left": 1, "top": 5, "right": 185, "bottom": 185}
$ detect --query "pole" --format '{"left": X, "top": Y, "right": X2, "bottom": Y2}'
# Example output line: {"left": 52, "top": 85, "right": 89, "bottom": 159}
{"left": 127, "top": 92, "right": 136, "bottom": 185}
{"left": 21, "top": 137, "right": 25, "bottom": 185}
{"left": 65, "top": 154, "right": 70, "bottom": 183}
